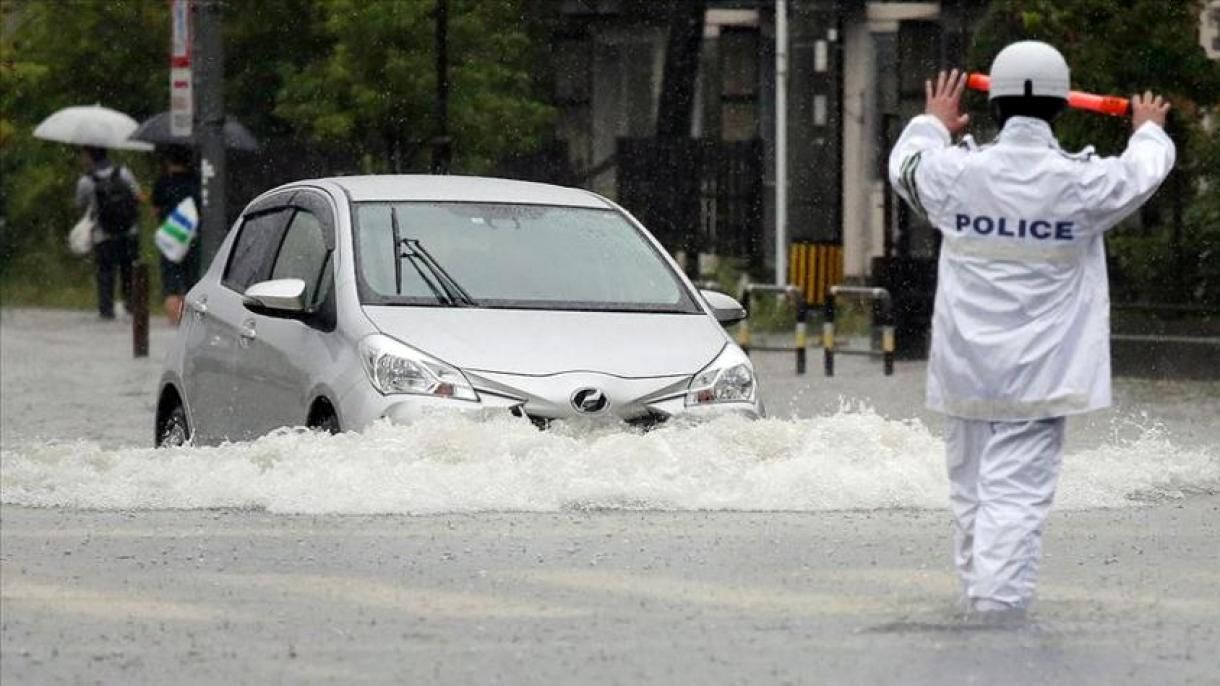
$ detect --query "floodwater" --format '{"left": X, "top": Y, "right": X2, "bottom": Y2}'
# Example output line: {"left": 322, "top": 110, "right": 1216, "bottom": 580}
{"left": 3, "top": 407, "right": 1217, "bottom": 514}
{"left": 2, "top": 309, "right": 1216, "bottom": 515}
{"left": 2, "top": 308, "right": 1219, "bottom": 685}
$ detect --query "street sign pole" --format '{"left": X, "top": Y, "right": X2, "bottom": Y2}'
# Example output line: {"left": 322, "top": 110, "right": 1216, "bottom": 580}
{"left": 431, "top": 0, "right": 451, "bottom": 174}
{"left": 774, "top": 0, "right": 789, "bottom": 286}
{"left": 194, "top": 0, "right": 226, "bottom": 268}
{"left": 169, "top": 0, "right": 192, "bottom": 137}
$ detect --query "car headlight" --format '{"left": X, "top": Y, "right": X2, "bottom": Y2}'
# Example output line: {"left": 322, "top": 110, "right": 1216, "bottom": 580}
{"left": 685, "top": 345, "right": 756, "bottom": 406}
{"left": 358, "top": 334, "right": 478, "bottom": 401}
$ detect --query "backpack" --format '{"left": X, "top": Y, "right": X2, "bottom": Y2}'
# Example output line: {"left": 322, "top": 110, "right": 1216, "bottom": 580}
{"left": 92, "top": 167, "right": 139, "bottom": 237}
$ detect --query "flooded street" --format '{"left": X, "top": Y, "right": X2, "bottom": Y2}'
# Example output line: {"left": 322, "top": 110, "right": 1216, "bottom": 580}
{"left": 2, "top": 308, "right": 1219, "bottom": 684}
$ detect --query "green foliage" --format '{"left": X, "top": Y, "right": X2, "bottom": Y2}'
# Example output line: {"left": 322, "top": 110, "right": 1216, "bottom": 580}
{"left": 222, "top": 0, "right": 331, "bottom": 139}
{"left": 968, "top": 0, "right": 1220, "bottom": 154}
{"left": 1, "top": 0, "right": 556, "bottom": 307}
{"left": 969, "top": 0, "right": 1220, "bottom": 306}
{"left": 1, "top": 0, "right": 164, "bottom": 292}
{"left": 274, "top": 0, "right": 554, "bottom": 173}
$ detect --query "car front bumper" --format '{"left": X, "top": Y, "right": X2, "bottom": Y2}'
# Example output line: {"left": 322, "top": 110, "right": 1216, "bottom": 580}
{"left": 337, "top": 369, "right": 764, "bottom": 431}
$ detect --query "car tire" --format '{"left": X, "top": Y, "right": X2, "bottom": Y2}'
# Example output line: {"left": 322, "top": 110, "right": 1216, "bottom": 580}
{"left": 156, "top": 402, "right": 190, "bottom": 448}
{"left": 309, "top": 408, "right": 341, "bottom": 435}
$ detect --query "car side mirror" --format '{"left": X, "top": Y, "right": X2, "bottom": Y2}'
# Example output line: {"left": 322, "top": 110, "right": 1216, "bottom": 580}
{"left": 701, "top": 289, "right": 747, "bottom": 326}
{"left": 243, "top": 278, "right": 307, "bottom": 318}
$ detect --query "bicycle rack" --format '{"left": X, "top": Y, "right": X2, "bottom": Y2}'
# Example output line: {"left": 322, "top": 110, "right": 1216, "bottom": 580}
{"left": 735, "top": 283, "right": 809, "bottom": 375}
{"left": 823, "top": 285, "right": 894, "bottom": 377}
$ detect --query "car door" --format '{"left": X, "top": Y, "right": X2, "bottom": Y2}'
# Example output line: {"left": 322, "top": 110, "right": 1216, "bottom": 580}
{"left": 229, "top": 191, "right": 337, "bottom": 438}
{"left": 188, "top": 203, "right": 293, "bottom": 443}
{"left": 180, "top": 274, "right": 233, "bottom": 445}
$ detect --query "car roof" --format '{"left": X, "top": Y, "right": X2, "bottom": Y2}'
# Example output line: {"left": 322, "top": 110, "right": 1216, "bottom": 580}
{"left": 310, "top": 175, "right": 612, "bottom": 208}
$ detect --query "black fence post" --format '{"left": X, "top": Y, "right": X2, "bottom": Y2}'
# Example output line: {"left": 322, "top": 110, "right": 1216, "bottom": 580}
{"left": 823, "top": 294, "right": 835, "bottom": 377}
{"left": 880, "top": 295, "right": 895, "bottom": 376}
{"left": 132, "top": 262, "right": 149, "bottom": 358}
{"left": 788, "top": 285, "right": 807, "bottom": 375}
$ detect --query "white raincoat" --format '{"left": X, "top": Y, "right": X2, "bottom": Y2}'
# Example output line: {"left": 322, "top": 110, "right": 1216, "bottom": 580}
{"left": 889, "top": 113, "right": 1175, "bottom": 610}
{"left": 889, "top": 115, "right": 1176, "bottom": 421}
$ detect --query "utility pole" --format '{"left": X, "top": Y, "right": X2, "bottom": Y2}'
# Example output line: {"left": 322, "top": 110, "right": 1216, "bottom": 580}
{"left": 431, "top": 0, "right": 451, "bottom": 174}
{"left": 774, "top": 0, "right": 789, "bottom": 286}
{"left": 195, "top": 0, "right": 226, "bottom": 267}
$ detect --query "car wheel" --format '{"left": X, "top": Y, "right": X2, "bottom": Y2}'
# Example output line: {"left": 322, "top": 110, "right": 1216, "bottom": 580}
{"left": 157, "top": 402, "right": 190, "bottom": 447}
{"left": 309, "top": 408, "right": 341, "bottom": 435}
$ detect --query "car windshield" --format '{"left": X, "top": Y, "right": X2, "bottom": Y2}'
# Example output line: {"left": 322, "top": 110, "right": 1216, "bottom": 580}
{"left": 354, "top": 202, "right": 699, "bottom": 312}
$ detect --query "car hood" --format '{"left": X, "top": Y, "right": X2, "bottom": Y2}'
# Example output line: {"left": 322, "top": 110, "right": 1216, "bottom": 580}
{"left": 361, "top": 306, "right": 726, "bottom": 377}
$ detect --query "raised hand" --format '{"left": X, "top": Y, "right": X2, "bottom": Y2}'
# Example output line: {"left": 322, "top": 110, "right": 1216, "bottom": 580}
{"left": 1131, "top": 91, "right": 1170, "bottom": 130}
{"left": 925, "top": 69, "right": 970, "bottom": 136}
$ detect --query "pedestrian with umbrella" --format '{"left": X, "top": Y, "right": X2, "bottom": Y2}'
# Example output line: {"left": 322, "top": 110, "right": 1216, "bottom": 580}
{"left": 148, "top": 144, "right": 201, "bottom": 325}
{"left": 34, "top": 105, "right": 151, "bottom": 320}
{"left": 129, "top": 112, "right": 257, "bottom": 325}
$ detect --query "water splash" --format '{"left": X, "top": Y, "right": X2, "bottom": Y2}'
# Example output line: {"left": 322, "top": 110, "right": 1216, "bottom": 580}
{"left": 1, "top": 409, "right": 1215, "bottom": 514}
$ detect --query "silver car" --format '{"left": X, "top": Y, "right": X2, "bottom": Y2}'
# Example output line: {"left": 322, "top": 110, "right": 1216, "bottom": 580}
{"left": 156, "top": 175, "right": 762, "bottom": 446}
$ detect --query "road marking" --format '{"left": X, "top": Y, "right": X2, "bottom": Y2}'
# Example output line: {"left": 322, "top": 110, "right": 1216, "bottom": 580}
{"left": 0, "top": 580, "right": 231, "bottom": 622}
{"left": 520, "top": 569, "right": 890, "bottom": 615}
{"left": 205, "top": 572, "right": 587, "bottom": 619}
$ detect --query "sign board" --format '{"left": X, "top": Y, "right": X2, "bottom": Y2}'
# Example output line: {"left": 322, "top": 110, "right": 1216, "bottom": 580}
{"left": 170, "top": 0, "right": 193, "bottom": 137}
{"left": 1204, "top": 1, "right": 1220, "bottom": 60}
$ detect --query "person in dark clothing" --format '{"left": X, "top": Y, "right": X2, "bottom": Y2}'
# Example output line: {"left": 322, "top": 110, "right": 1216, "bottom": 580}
{"left": 151, "top": 145, "right": 202, "bottom": 325}
{"left": 75, "top": 146, "right": 143, "bottom": 320}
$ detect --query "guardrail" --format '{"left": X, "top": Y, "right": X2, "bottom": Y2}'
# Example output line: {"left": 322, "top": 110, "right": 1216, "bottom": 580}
{"left": 734, "top": 283, "right": 809, "bottom": 375}
{"left": 823, "top": 285, "right": 894, "bottom": 377}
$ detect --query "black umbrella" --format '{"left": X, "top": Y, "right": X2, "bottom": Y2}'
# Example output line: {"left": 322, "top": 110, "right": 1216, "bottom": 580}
{"left": 130, "top": 112, "right": 259, "bottom": 151}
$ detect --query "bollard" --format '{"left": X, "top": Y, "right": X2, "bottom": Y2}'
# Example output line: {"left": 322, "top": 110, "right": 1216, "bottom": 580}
{"left": 880, "top": 298, "right": 895, "bottom": 377}
{"left": 794, "top": 307, "right": 807, "bottom": 375}
{"left": 823, "top": 286, "right": 894, "bottom": 377}
{"left": 737, "top": 284, "right": 807, "bottom": 374}
{"left": 822, "top": 295, "right": 835, "bottom": 377}
{"left": 132, "top": 261, "right": 149, "bottom": 358}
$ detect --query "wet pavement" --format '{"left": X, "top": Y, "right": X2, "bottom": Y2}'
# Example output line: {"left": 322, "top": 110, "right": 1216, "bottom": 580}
{"left": 2, "top": 308, "right": 1218, "bottom": 684}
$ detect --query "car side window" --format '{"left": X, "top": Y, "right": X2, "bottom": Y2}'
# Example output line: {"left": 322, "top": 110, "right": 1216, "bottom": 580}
{"left": 223, "top": 209, "right": 290, "bottom": 293}
{"left": 271, "top": 210, "right": 330, "bottom": 306}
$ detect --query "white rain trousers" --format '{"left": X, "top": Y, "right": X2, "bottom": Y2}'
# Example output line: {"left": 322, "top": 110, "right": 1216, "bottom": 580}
{"left": 946, "top": 417, "right": 1064, "bottom": 608}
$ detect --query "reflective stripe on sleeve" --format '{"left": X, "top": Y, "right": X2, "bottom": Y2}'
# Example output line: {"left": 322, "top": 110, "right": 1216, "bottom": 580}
{"left": 899, "top": 152, "right": 929, "bottom": 221}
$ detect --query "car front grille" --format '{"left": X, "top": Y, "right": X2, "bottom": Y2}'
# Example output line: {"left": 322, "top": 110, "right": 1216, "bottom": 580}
{"left": 511, "top": 407, "right": 668, "bottom": 431}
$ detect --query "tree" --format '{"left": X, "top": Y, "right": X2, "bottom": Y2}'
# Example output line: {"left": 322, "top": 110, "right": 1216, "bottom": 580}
{"left": 273, "top": 0, "right": 553, "bottom": 173}
{"left": 1, "top": 0, "right": 167, "bottom": 288}
{"left": 0, "top": 0, "right": 556, "bottom": 301}
{"left": 221, "top": 0, "right": 330, "bottom": 139}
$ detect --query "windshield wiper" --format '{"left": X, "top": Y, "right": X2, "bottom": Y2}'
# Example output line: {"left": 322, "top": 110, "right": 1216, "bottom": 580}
{"left": 401, "top": 238, "right": 478, "bottom": 307}
{"left": 391, "top": 207, "right": 449, "bottom": 304}
{"left": 388, "top": 207, "right": 477, "bottom": 307}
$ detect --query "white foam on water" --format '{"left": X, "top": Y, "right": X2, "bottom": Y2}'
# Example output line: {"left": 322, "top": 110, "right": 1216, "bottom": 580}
{"left": 1, "top": 409, "right": 1216, "bottom": 514}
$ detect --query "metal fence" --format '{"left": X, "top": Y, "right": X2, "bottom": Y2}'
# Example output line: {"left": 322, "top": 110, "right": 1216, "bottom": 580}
{"left": 616, "top": 138, "right": 764, "bottom": 267}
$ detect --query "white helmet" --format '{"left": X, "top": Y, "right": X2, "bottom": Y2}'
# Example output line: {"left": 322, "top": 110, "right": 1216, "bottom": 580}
{"left": 988, "top": 41, "right": 1070, "bottom": 100}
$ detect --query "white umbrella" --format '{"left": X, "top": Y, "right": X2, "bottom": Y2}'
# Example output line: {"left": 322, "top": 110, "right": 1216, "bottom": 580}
{"left": 33, "top": 105, "right": 154, "bottom": 151}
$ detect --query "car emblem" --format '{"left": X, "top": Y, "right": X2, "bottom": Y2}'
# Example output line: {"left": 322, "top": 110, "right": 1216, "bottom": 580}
{"left": 571, "top": 388, "right": 609, "bottom": 414}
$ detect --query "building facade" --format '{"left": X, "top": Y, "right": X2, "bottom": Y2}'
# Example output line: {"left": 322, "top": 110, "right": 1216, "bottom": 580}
{"left": 552, "top": 0, "right": 989, "bottom": 294}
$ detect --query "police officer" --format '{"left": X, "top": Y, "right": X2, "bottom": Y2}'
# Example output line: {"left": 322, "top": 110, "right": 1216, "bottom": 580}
{"left": 887, "top": 41, "right": 1175, "bottom": 622}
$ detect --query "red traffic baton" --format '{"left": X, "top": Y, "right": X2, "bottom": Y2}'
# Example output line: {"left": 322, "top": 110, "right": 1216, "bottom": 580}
{"left": 966, "top": 73, "right": 1131, "bottom": 118}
